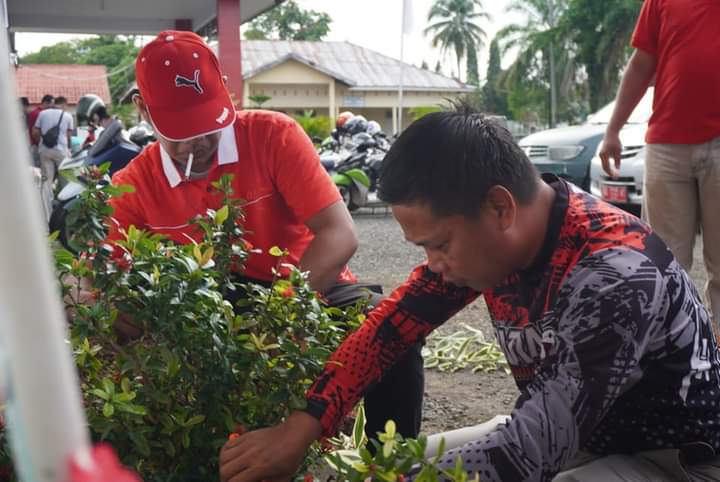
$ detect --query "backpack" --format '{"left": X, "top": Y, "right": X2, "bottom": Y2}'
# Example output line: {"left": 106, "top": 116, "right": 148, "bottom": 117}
{"left": 41, "top": 110, "right": 65, "bottom": 149}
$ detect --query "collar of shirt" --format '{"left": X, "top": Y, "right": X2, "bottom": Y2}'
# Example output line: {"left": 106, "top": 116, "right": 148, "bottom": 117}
{"left": 160, "top": 122, "right": 239, "bottom": 188}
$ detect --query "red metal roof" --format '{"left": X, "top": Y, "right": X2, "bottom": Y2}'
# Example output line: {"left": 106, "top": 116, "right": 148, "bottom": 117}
{"left": 14, "top": 64, "right": 112, "bottom": 105}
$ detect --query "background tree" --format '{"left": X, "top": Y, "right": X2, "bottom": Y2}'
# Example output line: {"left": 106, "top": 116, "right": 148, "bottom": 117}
{"left": 496, "top": 0, "right": 569, "bottom": 127}
{"left": 244, "top": 0, "right": 332, "bottom": 41}
{"left": 424, "top": 0, "right": 489, "bottom": 81}
{"left": 20, "top": 35, "right": 139, "bottom": 105}
{"left": 466, "top": 46, "right": 479, "bottom": 85}
{"left": 480, "top": 38, "right": 510, "bottom": 116}
{"left": 559, "top": 0, "right": 641, "bottom": 111}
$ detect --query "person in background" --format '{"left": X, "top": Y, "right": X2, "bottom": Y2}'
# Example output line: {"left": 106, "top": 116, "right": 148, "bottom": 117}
{"left": 103, "top": 30, "right": 425, "bottom": 445}
{"left": 598, "top": 0, "right": 720, "bottom": 329}
{"left": 32, "top": 96, "right": 74, "bottom": 219}
{"left": 220, "top": 106, "right": 720, "bottom": 482}
{"left": 27, "top": 94, "right": 53, "bottom": 167}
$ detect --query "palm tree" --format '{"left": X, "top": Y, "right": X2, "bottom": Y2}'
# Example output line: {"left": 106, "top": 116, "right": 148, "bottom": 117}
{"left": 424, "top": 0, "right": 489, "bottom": 82}
{"left": 496, "top": 0, "right": 570, "bottom": 126}
{"left": 559, "top": 0, "right": 641, "bottom": 111}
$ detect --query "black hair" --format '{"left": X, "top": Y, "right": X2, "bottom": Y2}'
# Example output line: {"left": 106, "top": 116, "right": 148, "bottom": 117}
{"left": 94, "top": 106, "right": 110, "bottom": 120}
{"left": 20, "top": 97, "right": 29, "bottom": 106}
{"left": 378, "top": 103, "right": 539, "bottom": 218}
{"left": 41, "top": 94, "right": 54, "bottom": 104}
{"left": 54, "top": 96, "right": 68, "bottom": 105}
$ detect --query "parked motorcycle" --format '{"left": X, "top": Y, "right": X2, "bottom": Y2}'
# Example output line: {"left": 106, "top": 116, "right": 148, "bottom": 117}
{"left": 324, "top": 132, "right": 390, "bottom": 211}
{"left": 49, "top": 121, "right": 143, "bottom": 248}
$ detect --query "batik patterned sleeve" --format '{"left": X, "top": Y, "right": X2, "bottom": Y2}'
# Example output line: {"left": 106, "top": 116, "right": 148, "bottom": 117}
{"left": 305, "top": 264, "right": 479, "bottom": 437}
{"left": 433, "top": 248, "right": 669, "bottom": 481}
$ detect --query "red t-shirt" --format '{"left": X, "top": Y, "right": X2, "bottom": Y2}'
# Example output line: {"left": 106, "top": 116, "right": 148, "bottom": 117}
{"left": 108, "top": 110, "right": 354, "bottom": 283}
{"left": 28, "top": 107, "right": 42, "bottom": 145}
{"left": 631, "top": 0, "right": 720, "bottom": 144}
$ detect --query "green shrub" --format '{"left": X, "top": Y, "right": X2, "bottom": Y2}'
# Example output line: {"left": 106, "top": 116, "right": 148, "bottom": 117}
{"left": 0, "top": 166, "right": 470, "bottom": 481}
{"left": 293, "top": 110, "right": 332, "bottom": 142}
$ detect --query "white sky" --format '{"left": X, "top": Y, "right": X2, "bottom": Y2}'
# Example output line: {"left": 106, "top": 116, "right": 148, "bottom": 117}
{"left": 14, "top": 0, "right": 521, "bottom": 82}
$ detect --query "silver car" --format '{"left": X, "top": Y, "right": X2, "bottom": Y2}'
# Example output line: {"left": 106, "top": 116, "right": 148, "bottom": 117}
{"left": 520, "top": 88, "right": 653, "bottom": 192}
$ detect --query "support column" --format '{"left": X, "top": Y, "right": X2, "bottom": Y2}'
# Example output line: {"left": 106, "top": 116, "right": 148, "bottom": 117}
{"left": 392, "top": 106, "right": 398, "bottom": 136}
{"left": 328, "top": 80, "right": 336, "bottom": 127}
{"left": 217, "top": 0, "right": 243, "bottom": 108}
{"left": 243, "top": 81, "right": 250, "bottom": 108}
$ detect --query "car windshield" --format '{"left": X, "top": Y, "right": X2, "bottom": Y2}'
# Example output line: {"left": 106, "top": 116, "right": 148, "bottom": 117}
{"left": 587, "top": 87, "right": 654, "bottom": 125}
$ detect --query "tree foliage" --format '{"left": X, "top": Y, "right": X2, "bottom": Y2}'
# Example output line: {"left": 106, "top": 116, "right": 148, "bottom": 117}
{"left": 560, "top": 0, "right": 641, "bottom": 111}
{"left": 480, "top": 39, "right": 509, "bottom": 116}
{"left": 461, "top": 0, "right": 644, "bottom": 126}
{"left": 424, "top": 0, "right": 489, "bottom": 81}
{"left": 465, "top": 47, "right": 479, "bottom": 85}
{"left": 20, "top": 35, "right": 139, "bottom": 105}
{"left": 244, "top": 0, "right": 332, "bottom": 41}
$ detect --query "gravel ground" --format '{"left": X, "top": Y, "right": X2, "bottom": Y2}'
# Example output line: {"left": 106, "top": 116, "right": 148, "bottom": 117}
{"left": 347, "top": 208, "right": 710, "bottom": 436}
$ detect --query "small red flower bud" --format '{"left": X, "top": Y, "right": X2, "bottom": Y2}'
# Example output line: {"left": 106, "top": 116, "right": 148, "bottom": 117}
{"left": 280, "top": 287, "right": 295, "bottom": 298}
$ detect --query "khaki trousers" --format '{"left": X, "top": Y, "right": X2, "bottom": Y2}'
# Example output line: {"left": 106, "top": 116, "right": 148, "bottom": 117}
{"left": 38, "top": 148, "right": 65, "bottom": 222}
{"left": 426, "top": 417, "right": 720, "bottom": 481}
{"left": 643, "top": 136, "right": 720, "bottom": 325}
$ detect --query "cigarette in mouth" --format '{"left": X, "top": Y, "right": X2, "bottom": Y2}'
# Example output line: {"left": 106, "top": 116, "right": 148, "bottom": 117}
{"left": 185, "top": 153, "right": 194, "bottom": 178}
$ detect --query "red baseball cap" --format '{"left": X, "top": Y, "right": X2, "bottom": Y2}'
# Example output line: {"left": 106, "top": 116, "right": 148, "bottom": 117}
{"left": 135, "top": 30, "right": 235, "bottom": 141}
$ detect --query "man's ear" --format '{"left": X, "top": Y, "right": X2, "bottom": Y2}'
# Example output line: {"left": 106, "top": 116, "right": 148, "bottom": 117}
{"left": 484, "top": 185, "right": 517, "bottom": 231}
{"left": 132, "top": 94, "right": 150, "bottom": 122}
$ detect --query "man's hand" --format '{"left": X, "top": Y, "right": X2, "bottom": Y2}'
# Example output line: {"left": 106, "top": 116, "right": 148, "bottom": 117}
{"left": 219, "top": 412, "right": 321, "bottom": 482}
{"left": 599, "top": 130, "right": 623, "bottom": 179}
{"left": 63, "top": 274, "right": 143, "bottom": 341}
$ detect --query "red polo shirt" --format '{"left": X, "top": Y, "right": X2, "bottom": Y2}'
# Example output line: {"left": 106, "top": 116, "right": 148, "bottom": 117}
{"left": 109, "top": 110, "right": 354, "bottom": 283}
{"left": 28, "top": 107, "right": 43, "bottom": 145}
{"left": 632, "top": 0, "right": 720, "bottom": 144}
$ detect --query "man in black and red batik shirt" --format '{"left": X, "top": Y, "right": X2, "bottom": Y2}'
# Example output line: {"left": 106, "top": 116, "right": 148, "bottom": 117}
{"left": 220, "top": 104, "right": 720, "bottom": 482}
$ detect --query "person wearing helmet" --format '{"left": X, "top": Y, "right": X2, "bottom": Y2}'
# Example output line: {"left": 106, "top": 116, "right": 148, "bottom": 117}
{"left": 96, "top": 31, "right": 423, "bottom": 446}
{"left": 75, "top": 94, "right": 105, "bottom": 126}
{"left": 87, "top": 106, "right": 125, "bottom": 156}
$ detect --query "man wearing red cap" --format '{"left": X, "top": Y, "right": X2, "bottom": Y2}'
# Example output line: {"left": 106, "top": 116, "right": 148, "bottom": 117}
{"left": 108, "top": 31, "right": 424, "bottom": 446}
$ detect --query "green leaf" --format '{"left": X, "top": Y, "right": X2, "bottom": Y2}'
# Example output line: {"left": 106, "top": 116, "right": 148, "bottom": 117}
{"left": 89, "top": 388, "right": 110, "bottom": 400}
{"left": 268, "top": 246, "right": 284, "bottom": 257}
{"left": 117, "top": 403, "right": 147, "bottom": 416}
{"left": 101, "top": 378, "right": 115, "bottom": 395}
{"left": 352, "top": 403, "right": 367, "bottom": 449}
{"left": 102, "top": 402, "right": 114, "bottom": 417}
{"left": 114, "top": 392, "right": 136, "bottom": 403}
{"left": 215, "top": 205, "right": 229, "bottom": 225}
{"left": 377, "top": 470, "right": 397, "bottom": 482}
{"left": 162, "top": 438, "right": 176, "bottom": 457}
{"left": 382, "top": 439, "right": 395, "bottom": 458}
{"left": 129, "top": 431, "right": 151, "bottom": 457}
{"left": 385, "top": 419, "right": 396, "bottom": 438}
{"left": 55, "top": 249, "right": 75, "bottom": 265}
{"left": 186, "top": 415, "right": 205, "bottom": 427}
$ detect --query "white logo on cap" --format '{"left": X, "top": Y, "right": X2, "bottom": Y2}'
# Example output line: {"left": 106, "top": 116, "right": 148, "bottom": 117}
{"left": 216, "top": 108, "right": 230, "bottom": 124}
{"left": 175, "top": 70, "right": 203, "bottom": 94}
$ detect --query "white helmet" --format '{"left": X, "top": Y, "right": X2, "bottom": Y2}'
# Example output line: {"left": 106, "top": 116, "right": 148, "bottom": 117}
{"left": 367, "top": 120, "right": 382, "bottom": 136}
